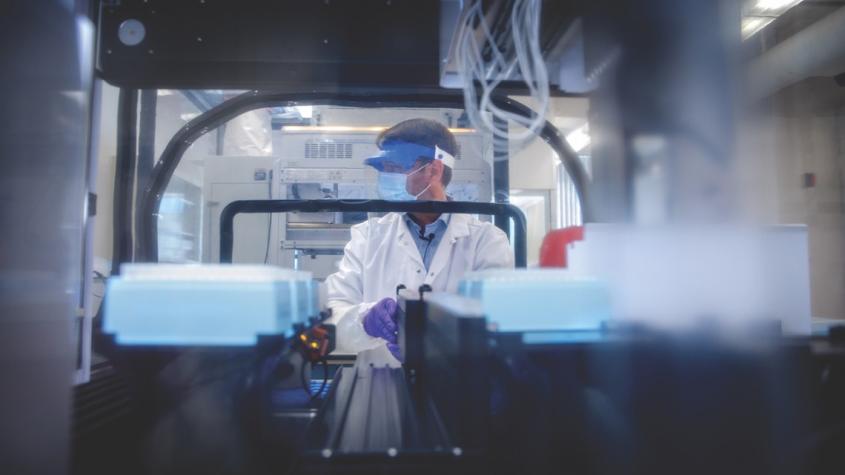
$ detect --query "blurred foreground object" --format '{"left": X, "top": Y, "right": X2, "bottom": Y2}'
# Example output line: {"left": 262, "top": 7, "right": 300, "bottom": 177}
{"left": 565, "top": 223, "right": 812, "bottom": 335}
{"left": 104, "top": 264, "right": 316, "bottom": 346}
{"left": 459, "top": 269, "right": 611, "bottom": 332}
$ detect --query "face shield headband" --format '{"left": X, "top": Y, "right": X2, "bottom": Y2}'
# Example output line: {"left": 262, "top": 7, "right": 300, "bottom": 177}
{"left": 363, "top": 140, "right": 455, "bottom": 172}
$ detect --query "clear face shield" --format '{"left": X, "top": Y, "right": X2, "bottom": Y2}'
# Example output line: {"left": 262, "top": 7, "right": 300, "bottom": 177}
{"left": 364, "top": 140, "right": 456, "bottom": 201}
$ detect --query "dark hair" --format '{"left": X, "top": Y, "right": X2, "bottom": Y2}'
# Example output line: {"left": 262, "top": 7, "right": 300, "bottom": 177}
{"left": 377, "top": 118, "right": 457, "bottom": 186}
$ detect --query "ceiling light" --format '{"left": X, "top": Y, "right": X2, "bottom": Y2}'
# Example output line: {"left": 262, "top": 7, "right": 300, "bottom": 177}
{"left": 742, "top": 0, "right": 804, "bottom": 40}
{"left": 754, "top": 0, "right": 803, "bottom": 12}
{"left": 282, "top": 125, "right": 476, "bottom": 134}
{"left": 742, "top": 16, "right": 775, "bottom": 39}
{"left": 565, "top": 124, "right": 590, "bottom": 153}
{"left": 294, "top": 105, "right": 313, "bottom": 119}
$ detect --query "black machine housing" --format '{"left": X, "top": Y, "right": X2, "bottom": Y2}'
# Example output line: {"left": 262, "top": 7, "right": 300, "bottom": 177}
{"left": 97, "top": 0, "right": 441, "bottom": 90}
{"left": 300, "top": 291, "right": 845, "bottom": 475}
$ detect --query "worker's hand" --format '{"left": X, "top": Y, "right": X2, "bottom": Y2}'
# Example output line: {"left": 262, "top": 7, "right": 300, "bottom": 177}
{"left": 362, "top": 297, "right": 399, "bottom": 344}
{"left": 387, "top": 342, "right": 402, "bottom": 362}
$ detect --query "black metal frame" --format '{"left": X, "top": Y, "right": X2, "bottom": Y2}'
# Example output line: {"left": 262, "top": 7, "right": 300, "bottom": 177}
{"left": 492, "top": 116, "right": 510, "bottom": 237}
{"left": 134, "top": 90, "right": 157, "bottom": 258}
{"left": 112, "top": 88, "right": 138, "bottom": 274}
{"left": 134, "top": 88, "right": 591, "bottom": 263}
{"left": 218, "top": 199, "right": 529, "bottom": 268}
{"left": 300, "top": 292, "right": 489, "bottom": 465}
{"left": 420, "top": 294, "right": 489, "bottom": 450}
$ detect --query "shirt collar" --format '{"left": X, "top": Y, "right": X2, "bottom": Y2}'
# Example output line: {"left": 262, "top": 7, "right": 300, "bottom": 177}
{"left": 404, "top": 213, "right": 450, "bottom": 231}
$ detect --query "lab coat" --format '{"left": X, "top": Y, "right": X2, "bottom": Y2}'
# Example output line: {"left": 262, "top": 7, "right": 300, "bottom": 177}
{"left": 325, "top": 212, "right": 514, "bottom": 354}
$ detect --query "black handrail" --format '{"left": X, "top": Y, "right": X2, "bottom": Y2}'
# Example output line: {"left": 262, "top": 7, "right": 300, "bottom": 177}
{"left": 136, "top": 88, "right": 591, "bottom": 262}
{"left": 219, "top": 199, "right": 528, "bottom": 268}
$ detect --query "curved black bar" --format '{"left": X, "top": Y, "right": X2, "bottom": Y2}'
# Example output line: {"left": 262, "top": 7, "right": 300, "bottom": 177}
{"left": 137, "top": 88, "right": 590, "bottom": 262}
{"left": 137, "top": 91, "right": 467, "bottom": 261}
{"left": 219, "top": 199, "right": 528, "bottom": 268}
{"left": 491, "top": 96, "right": 593, "bottom": 222}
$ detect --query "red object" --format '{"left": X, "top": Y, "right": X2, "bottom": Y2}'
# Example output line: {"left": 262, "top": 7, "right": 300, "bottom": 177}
{"left": 803, "top": 173, "right": 816, "bottom": 189}
{"left": 539, "top": 226, "right": 584, "bottom": 268}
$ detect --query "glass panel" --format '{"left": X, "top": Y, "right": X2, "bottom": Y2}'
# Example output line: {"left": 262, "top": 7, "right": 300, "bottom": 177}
{"left": 151, "top": 92, "right": 595, "bottom": 275}
{"left": 157, "top": 176, "right": 202, "bottom": 263}
{"left": 157, "top": 96, "right": 541, "bottom": 275}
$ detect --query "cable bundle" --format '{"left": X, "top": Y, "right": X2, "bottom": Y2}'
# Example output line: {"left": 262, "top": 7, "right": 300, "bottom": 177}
{"left": 457, "top": 0, "right": 550, "bottom": 145}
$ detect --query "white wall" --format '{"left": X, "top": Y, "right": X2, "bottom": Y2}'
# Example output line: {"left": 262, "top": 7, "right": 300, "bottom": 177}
{"left": 508, "top": 96, "right": 589, "bottom": 191}
{"left": 509, "top": 135, "right": 557, "bottom": 190}
{"left": 92, "top": 83, "right": 119, "bottom": 273}
{"left": 773, "top": 114, "right": 845, "bottom": 319}
{"left": 737, "top": 110, "right": 845, "bottom": 319}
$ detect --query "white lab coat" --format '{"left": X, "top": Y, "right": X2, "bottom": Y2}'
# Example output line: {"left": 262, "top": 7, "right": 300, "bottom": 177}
{"left": 325, "top": 212, "right": 514, "bottom": 354}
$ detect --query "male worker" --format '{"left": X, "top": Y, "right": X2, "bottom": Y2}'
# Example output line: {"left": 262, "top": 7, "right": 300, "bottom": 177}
{"left": 325, "top": 118, "right": 513, "bottom": 360}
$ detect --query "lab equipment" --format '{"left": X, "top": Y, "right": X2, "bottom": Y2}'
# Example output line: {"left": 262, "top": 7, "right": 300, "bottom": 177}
{"left": 563, "top": 223, "right": 813, "bottom": 335}
{"left": 202, "top": 156, "right": 275, "bottom": 264}
{"left": 296, "top": 290, "right": 845, "bottom": 473}
{"left": 104, "top": 264, "right": 316, "bottom": 346}
{"left": 96, "top": 1, "right": 440, "bottom": 89}
{"left": 454, "top": 0, "right": 551, "bottom": 143}
{"left": 69, "top": 2, "right": 845, "bottom": 474}
{"left": 458, "top": 269, "right": 612, "bottom": 332}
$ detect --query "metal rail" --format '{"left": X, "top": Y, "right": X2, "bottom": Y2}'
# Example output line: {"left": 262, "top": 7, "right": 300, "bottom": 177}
{"left": 219, "top": 199, "right": 528, "bottom": 268}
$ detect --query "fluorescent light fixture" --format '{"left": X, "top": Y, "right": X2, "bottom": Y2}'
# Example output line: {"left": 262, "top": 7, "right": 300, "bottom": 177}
{"left": 157, "top": 89, "right": 174, "bottom": 96}
{"left": 742, "top": 0, "right": 804, "bottom": 40}
{"left": 742, "top": 16, "right": 776, "bottom": 39}
{"left": 565, "top": 123, "right": 590, "bottom": 153}
{"left": 282, "top": 125, "right": 476, "bottom": 134}
{"left": 754, "top": 0, "right": 803, "bottom": 12}
{"left": 283, "top": 125, "right": 390, "bottom": 133}
{"left": 295, "top": 105, "right": 313, "bottom": 119}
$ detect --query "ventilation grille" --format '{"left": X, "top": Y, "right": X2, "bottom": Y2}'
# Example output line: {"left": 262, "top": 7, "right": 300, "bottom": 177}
{"left": 72, "top": 361, "right": 133, "bottom": 440}
{"left": 305, "top": 141, "right": 353, "bottom": 159}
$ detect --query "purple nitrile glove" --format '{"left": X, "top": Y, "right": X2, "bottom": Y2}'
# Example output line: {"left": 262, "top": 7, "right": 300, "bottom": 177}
{"left": 387, "top": 342, "right": 403, "bottom": 362}
{"left": 362, "top": 297, "right": 399, "bottom": 344}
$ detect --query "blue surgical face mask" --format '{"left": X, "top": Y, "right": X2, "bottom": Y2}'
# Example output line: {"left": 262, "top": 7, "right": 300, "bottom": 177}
{"left": 377, "top": 172, "right": 415, "bottom": 201}
{"left": 377, "top": 164, "right": 431, "bottom": 201}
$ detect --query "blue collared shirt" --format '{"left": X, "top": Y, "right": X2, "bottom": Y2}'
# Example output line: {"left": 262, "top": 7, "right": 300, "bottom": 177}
{"left": 403, "top": 214, "right": 450, "bottom": 271}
